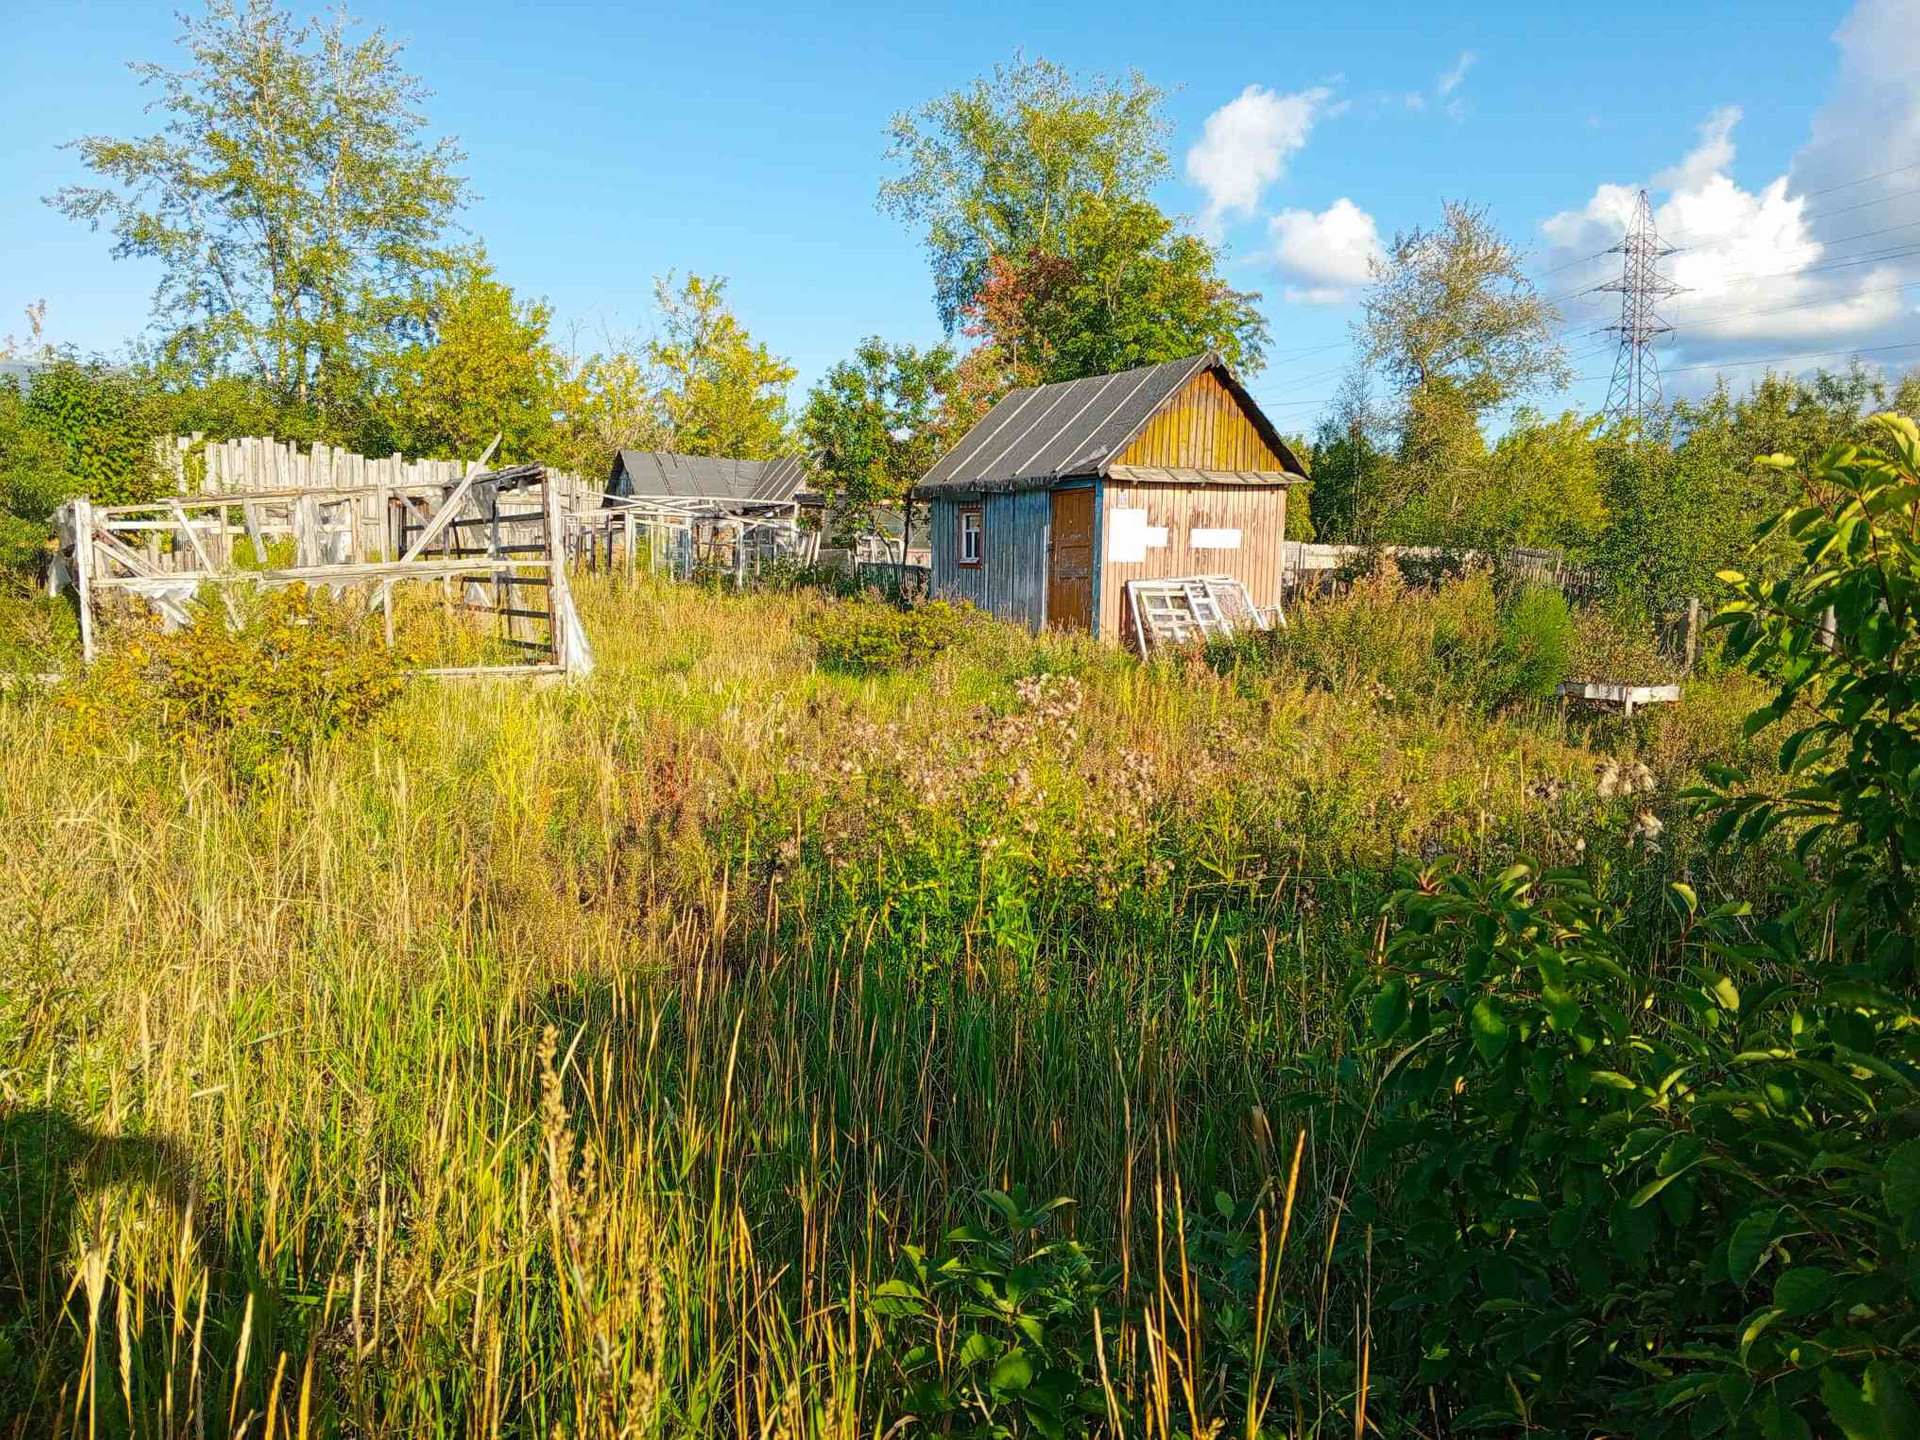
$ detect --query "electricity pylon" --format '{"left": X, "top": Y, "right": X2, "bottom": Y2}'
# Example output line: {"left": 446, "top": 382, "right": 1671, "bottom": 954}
{"left": 1599, "top": 188, "right": 1684, "bottom": 429}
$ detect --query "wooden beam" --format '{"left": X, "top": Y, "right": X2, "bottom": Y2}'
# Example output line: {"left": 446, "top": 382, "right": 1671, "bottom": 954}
{"left": 400, "top": 434, "right": 501, "bottom": 564}
{"left": 169, "top": 498, "right": 241, "bottom": 625}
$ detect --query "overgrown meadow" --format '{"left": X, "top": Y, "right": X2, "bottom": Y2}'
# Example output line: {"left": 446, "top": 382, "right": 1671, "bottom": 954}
{"left": 0, "top": 568, "right": 1787, "bottom": 1438}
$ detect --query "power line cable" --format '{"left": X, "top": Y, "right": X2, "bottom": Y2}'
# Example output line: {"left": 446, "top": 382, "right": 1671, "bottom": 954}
{"left": 1563, "top": 339, "right": 1920, "bottom": 385}
{"left": 1795, "top": 159, "right": 1920, "bottom": 199}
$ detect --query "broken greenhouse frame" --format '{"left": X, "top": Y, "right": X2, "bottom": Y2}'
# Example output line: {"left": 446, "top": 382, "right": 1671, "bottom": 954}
{"left": 51, "top": 460, "right": 594, "bottom": 680}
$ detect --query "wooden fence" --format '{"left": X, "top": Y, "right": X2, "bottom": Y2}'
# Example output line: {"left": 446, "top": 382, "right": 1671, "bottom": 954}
{"left": 151, "top": 434, "right": 602, "bottom": 564}
{"left": 1281, "top": 541, "right": 1598, "bottom": 596}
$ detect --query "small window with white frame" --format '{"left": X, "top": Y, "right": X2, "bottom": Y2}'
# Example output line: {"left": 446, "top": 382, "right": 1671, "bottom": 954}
{"left": 958, "top": 505, "right": 983, "bottom": 567}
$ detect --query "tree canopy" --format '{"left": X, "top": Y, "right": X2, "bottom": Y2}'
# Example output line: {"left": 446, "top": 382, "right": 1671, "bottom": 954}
{"left": 882, "top": 56, "right": 1267, "bottom": 389}
{"left": 50, "top": 0, "right": 468, "bottom": 415}
{"left": 800, "top": 339, "right": 959, "bottom": 542}
{"left": 644, "top": 275, "right": 796, "bottom": 461}
{"left": 363, "top": 253, "right": 563, "bottom": 464}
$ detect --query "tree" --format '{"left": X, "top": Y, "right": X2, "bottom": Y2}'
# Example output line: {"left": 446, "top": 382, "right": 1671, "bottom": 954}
{"left": 49, "top": 0, "right": 468, "bottom": 414}
{"left": 1361, "top": 202, "right": 1567, "bottom": 417}
{"left": 550, "top": 346, "right": 669, "bottom": 480}
{"left": 1306, "top": 370, "right": 1401, "bottom": 543}
{"left": 881, "top": 57, "right": 1169, "bottom": 333}
{"left": 964, "top": 201, "right": 1269, "bottom": 386}
{"left": 646, "top": 275, "right": 795, "bottom": 459}
{"left": 1359, "top": 202, "right": 1566, "bottom": 513}
{"left": 1587, "top": 364, "right": 1920, "bottom": 612}
{"left": 801, "top": 339, "right": 957, "bottom": 544}
{"left": 1475, "top": 409, "right": 1606, "bottom": 553}
{"left": 883, "top": 57, "right": 1267, "bottom": 386}
{"left": 363, "top": 254, "right": 562, "bottom": 463}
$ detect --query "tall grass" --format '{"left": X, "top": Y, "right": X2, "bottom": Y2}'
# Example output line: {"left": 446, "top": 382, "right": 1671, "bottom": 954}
{"left": 0, "top": 574, "right": 1766, "bottom": 1437}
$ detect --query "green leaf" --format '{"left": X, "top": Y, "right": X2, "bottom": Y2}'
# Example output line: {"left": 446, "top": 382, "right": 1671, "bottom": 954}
{"left": 1371, "top": 978, "right": 1410, "bottom": 1041}
{"left": 1469, "top": 997, "right": 1509, "bottom": 1064}
{"left": 1771, "top": 1267, "right": 1830, "bottom": 1317}
{"left": 1610, "top": 1193, "right": 1656, "bottom": 1262}
{"left": 990, "top": 1348, "right": 1034, "bottom": 1393}
{"left": 1885, "top": 1140, "right": 1920, "bottom": 1229}
{"left": 1739, "top": 1306, "right": 1784, "bottom": 1367}
{"left": 1729, "top": 1207, "right": 1781, "bottom": 1286}
{"left": 1541, "top": 983, "right": 1581, "bottom": 1033}
{"left": 870, "top": 1279, "right": 926, "bottom": 1317}
{"left": 1822, "top": 1362, "right": 1920, "bottom": 1440}
{"left": 1755, "top": 1384, "right": 1814, "bottom": 1440}
{"left": 1657, "top": 1134, "right": 1707, "bottom": 1177}
{"left": 1628, "top": 1170, "right": 1685, "bottom": 1209}
{"left": 1669, "top": 881, "right": 1699, "bottom": 916}
{"left": 958, "top": 1331, "right": 995, "bottom": 1367}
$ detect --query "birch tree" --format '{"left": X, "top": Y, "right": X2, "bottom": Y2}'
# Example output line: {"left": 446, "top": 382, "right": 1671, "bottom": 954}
{"left": 48, "top": 0, "right": 468, "bottom": 414}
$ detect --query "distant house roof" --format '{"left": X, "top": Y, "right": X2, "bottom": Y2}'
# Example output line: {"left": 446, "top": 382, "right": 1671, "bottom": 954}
{"left": 912, "top": 352, "right": 1306, "bottom": 498}
{"left": 609, "top": 450, "right": 808, "bottom": 504}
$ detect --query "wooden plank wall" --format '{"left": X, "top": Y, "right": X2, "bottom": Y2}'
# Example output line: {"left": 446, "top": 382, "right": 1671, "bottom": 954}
{"left": 1096, "top": 480, "right": 1289, "bottom": 643}
{"left": 1113, "top": 371, "right": 1290, "bottom": 472}
{"left": 925, "top": 490, "right": 1052, "bottom": 630}
{"left": 152, "top": 436, "right": 598, "bottom": 561}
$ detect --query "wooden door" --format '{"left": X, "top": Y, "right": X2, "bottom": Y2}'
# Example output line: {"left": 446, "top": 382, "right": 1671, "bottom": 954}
{"left": 1047, "top": 487, "right": 1095, "bottom": 632}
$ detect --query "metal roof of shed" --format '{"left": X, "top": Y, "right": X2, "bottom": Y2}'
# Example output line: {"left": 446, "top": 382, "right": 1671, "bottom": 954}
{"left": 912, "top": 352, "right": 1307, "bottom": 497}
{"left": 610, "top": 451, "right": 807, "bottom": 504}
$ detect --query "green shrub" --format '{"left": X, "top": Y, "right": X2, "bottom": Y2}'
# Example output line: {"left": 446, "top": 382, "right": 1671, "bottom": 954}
{"left": 65, "top": 583, "right": 407, "bottom": 784}
{"left": 0, "top": 577, "right": 79, "bottom": 676}
{"left": 805, "top": 597, "right": 967, "bottom": 674}
{"left": 1356, "top": 861, "right": 1920, "bottom": 1437}
{"left": 20, "top": 359, "right": 163, "bottom": 507}
{"left": 0, "top": 372, "right": 78, "bottom": 575}
{"left": 1354, "top": 417, "right": 1920, "bottom": 1436}
{"left": 1215, "top": 563, "right": 1573, "bottom": 712}
{"left": 1491, "top": 584, "right": 1574, "bottom": 703}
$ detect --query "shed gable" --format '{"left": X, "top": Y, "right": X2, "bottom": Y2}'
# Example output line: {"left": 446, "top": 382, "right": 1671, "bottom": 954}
{"left": 1114, "top": 370, "right": 1290, "bottom": 473}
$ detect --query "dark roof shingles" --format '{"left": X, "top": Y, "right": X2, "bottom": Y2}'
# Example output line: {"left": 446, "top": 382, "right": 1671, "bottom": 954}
{"left": 612, "top": 451, "right": 805, "bottom": 503}
{"left": 915, "top": 353, "right": 1219, "bottom": 493}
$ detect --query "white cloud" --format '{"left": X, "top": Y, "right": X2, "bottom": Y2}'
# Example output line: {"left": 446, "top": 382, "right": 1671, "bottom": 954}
{"left": 1792, "top": 0, "right": 1920, "bottom": 196}
{"left": 1540, "top": 10, "right": 1920, "bottom": 370}
{"left": 1186, "top": 85, "right": 1334, "bottom": 236}
{"left": 1268, "top": 198, "right": 1385, "bottom": 304}
{"left": 1437, "top": 50, "right": 1476, "bottom": 98}
{"left": 1654, "top": 106, "right": 1739, "bottom": 193}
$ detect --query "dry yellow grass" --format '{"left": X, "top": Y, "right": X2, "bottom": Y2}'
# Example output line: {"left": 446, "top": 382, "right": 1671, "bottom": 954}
{"left": 0, "top": 575, "right": 1738, "bottom": 1437}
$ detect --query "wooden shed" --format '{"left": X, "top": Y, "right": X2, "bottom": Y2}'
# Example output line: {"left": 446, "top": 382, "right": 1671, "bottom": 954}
{"left": 910, "top": 352, "right": 1307, "bottom": 642}
{"left": 608, "top": 450, "right": 808, "bottom": 506}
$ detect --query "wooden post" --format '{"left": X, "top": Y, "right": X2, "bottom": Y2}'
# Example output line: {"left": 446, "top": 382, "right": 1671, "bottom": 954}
{"left": 72, "top": 499, "right": 97, "bottom": 665}
{"left": 543, "top": 471, "right": 570, "bottom": 674}
{"left": 1683, "top": 597, "right": 1701, "bottom": 673}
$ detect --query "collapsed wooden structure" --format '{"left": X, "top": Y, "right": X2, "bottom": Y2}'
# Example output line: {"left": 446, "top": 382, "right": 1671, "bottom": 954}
{"left": 52, "top": 452, "right": 593, "bottom": 680}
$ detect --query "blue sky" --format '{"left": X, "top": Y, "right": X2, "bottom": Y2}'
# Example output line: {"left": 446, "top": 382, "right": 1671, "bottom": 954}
{"left": 4, "top": 0, "right": 1912, "bottom": 433}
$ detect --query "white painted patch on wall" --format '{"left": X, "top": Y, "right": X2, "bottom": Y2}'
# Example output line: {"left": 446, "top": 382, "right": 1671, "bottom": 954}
{"left": 1143, "top": 526, "right": 1169, "bottom": 548}
{"left": 1107, "top": 508, "right": 1149, "bottom": 562}
{"left": 1192, "top": 528, "right": 1242, "bottom": 550}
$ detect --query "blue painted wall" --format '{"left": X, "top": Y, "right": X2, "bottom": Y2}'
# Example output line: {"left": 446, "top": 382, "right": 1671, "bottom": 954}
{"left": 926, "top": 489, "right": 1055, "bottom": 630}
